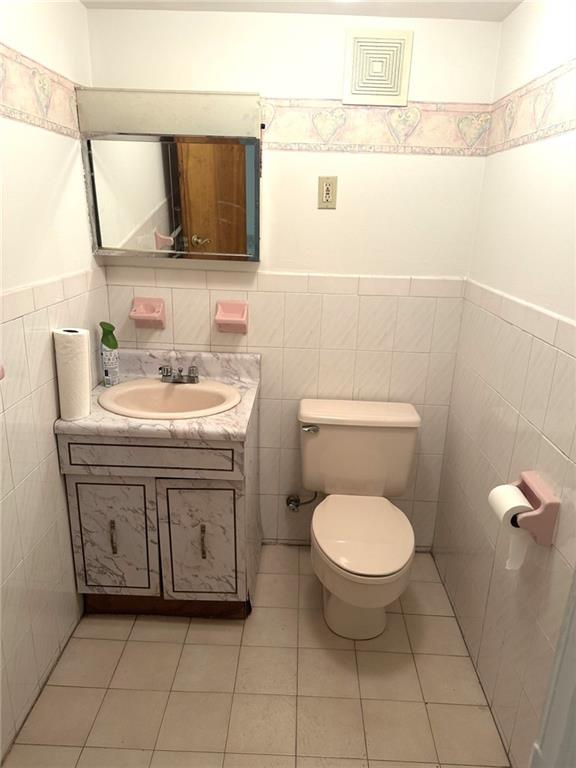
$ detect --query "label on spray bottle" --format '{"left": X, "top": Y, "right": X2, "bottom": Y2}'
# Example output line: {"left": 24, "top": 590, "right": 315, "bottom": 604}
{"left": 100, "top": 321, "right": 120, "bottom": 387}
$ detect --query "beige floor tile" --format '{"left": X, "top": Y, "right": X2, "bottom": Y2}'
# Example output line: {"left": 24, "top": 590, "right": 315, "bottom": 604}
{"left": 298, "top": 547, "right": 313, "bottom": 574}
{"left": 235, "top": 646, "right": 297, "bottom": 695}
{"left": 156, "top": 692, "right": 232, "bottom": 752}
{"left": 357, "top": 652, "right": 422, "bottom": 701}
{"left": 110, "top": 642, "right": 182, "bottom": 691}
{"left": 130, "top": 616, "right": 190, "bottom": 643}
{"left": 253, "top": 574, "right": 299, "bottom": 608}
{"left": 173, "top": 644, "right": 239, "bottom": 692}
{"left": 298, "top": 609, "right": 354, "bottom": 650}
{"left": 405, "top": 614, "right": 468, "bottom": 655}
{"left": 48, "top": 638, "right": 124, "bottom": 688}
{"left": 409, "top": 553, "right": 441, "bottom": 582}
{"left": 298, "top": 649, "right": 359, "bottom": 698}
{"left": 297, "top": 697, "right": 366, "bottom": 759}
{"left": 415, "top": 654, "right": 486, "bottom": 704}
{"left": 3, "top": 745, "right": 81, "bottom": 767}
{"left": 242, "top": 607, "right": 298, "bottom": 647}
{"left": 354, "top": 614, "right": 410, "bottom": 653}
{"left": 427, "top": 703, "right": 508, "bottom": 766}
{"left": 74, "top": 615, "right": 135, "bottom": 640}
{"left": 369, "top": 763, "right": 438, "bottom": 767}
{"left": 77, "top": 747, "right": 152, "bottom": 767}
{"left": 226, "top": 693, "right": 296, "bottom": 756}
{"left": 298, "top": 760, "right": 368, "bottom": 767}
{"left": 362, "top": 700, "right": 437, "bottom": 762}
{"left": 299, "top": 575, "right": 322, "bottom": 611}
{"left": 87, "top": 689, "right": 168, "bottom": 750}
{"left": 186, "top": 619, "right": 244, "bottom": 645}
{"left": 401, "top": 582, "right": 454, "bottom": 616}
{"left": 259, "top": 544, "right": 300, "bottom": 574}
{"left": 225, "top": 756, "right": 294, "bottom": 767}
{"left": 17, "top": 686, "right": 105, "bottom": 747}
{"left": 151, "top": 753, "right": 223, "bottom": 767}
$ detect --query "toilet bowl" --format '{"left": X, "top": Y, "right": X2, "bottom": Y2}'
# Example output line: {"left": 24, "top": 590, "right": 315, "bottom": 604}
{"left": 298, "top": 398, "right": 421, "bottom": 640}
{"left": 310, "top": 494, "right": 414, "bottom": 639}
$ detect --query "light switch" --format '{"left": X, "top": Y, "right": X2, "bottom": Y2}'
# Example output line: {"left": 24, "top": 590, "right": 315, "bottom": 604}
{"left": 318, "top": 176, "right": 337, "bottom": 209}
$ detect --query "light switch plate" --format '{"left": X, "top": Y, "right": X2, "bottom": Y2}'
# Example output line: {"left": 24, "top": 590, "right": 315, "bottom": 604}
{"left": 318, "top": 176, "right": 337, "bottom": 209}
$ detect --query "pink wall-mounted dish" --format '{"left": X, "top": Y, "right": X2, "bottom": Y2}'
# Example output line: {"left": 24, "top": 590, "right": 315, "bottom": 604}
{"left": 215, "top": 300, "right": 249, "bottom": 334}
{"left": 129, "top": 297, "right": 166, "bottom": 328}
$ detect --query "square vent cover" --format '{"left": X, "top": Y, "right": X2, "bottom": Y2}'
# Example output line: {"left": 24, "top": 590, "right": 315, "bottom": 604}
{"left": 343, "top": 29, "right": 414, "bottom": 107}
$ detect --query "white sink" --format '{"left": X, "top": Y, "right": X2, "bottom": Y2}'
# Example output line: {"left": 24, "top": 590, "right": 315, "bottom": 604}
{"left": 98, "top": 378, "right": 241, "bottom": 420}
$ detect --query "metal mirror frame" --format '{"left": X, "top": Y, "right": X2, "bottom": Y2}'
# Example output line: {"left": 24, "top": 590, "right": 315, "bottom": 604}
{"left": 82, "top": 132, "right": 261, "bottom": 263}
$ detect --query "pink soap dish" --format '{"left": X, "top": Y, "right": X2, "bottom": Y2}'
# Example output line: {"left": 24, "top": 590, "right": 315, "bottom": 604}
{"left": 129, "top": 297, "right": 166, "bottom": 328}
{"left": 215, "top": 300, "right": 249, "bottom": 334}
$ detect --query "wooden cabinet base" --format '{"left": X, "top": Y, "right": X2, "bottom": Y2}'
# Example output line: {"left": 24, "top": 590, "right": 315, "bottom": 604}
{"left": 84, "top": 593, "right": 250, "bottom": 619}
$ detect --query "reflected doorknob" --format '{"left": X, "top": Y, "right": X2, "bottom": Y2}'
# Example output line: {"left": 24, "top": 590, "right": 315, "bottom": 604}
{"left": 190, "top": 234, "right": 211, "bottom": 247}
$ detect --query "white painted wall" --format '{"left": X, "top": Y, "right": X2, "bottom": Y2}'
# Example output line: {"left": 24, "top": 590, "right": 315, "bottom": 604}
{"left": 0, "top": 0, "right": 92, "bottom": 84}
{"left": 87, "top": 10, "right": 500, "bottom": 102}
{"left": 92, "top": 139, "right": 170, "bottom": 249}
{"left": 495, "top": 0, "right": 576, "bottom": 97}
{"left": 0, "top": 118, "right": 94, "bottom": 292}
{"left": 471, "top": 0, "right": 576, "bottom": 319}
{"left": 262, "top": 151, "right": 485, "bottom": 275}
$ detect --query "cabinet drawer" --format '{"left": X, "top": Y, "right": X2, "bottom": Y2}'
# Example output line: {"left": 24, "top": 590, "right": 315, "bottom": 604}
{"left": 157, "top": 480, "right": 238, "bottom": 598}
{"left": 66, "top": 441, "right": 234, "bottom": 473}
{"left": 66, "top": 476, "right": 160, "bottom": 595}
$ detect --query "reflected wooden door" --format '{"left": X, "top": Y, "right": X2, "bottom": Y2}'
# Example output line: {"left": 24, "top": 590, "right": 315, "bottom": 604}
{"left": 176, "top": 139, "right": 247, "bottom": 254}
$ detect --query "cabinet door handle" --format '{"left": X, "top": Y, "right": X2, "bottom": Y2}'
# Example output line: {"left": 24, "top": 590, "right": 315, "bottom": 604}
{"left": 200, "top": 523, "right": 207, "bottom": 559}
{"left": 109, "top": 519, "right": 118, "bottom": 555}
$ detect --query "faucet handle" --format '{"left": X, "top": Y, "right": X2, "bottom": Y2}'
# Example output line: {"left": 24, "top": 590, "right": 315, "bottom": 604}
{"left": 159, "top": 365, "right": 172, "bottom": 377}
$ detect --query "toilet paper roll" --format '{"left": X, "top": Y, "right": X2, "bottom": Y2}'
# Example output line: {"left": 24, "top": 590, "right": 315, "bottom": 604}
{"left": 53, "top": 328, "right": 91, "bottom": 421}
{"left": 488, "top": 484, "right": 533, "bottom": 570}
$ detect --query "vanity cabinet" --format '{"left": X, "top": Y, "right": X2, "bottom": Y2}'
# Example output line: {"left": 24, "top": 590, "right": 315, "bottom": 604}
{"left": 57, "top": 429, "right": 259, "bottom": 612}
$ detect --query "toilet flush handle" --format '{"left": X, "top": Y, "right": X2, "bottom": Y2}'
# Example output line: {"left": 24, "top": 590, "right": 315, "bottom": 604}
{"left": 302, "top": 424, "right": 320, "bottom": 433}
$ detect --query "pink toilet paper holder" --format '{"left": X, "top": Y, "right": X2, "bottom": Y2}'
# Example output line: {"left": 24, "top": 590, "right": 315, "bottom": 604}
{"left": 512, "top": 471, "right": 560, "bottom": 546}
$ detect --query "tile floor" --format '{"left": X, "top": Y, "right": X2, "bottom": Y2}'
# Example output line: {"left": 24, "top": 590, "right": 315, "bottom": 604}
{"left": 4, "top": 546, "right": 509, "bottom": 768}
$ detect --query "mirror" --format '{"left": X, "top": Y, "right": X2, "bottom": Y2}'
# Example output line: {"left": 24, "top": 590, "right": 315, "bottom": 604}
{"left": 77, "top": 88, "right": 262, "bottom": 262}
{"left": 87, "top": 135, "right": 259, "bottom": 260}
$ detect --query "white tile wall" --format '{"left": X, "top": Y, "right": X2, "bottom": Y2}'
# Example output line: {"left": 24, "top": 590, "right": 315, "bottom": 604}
{"left": 433, "top": 280, "right": 576, "bottom": 768}
{"left": 107, "top": 268, "right": 465, "bottom": 547}
{"left": 0, "top": 267, "right": 107, "bottom": 756}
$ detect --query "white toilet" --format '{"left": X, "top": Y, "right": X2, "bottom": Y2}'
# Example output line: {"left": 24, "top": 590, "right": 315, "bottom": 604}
{"left": 299, "top": 398, "right": 421, "bottom": 640}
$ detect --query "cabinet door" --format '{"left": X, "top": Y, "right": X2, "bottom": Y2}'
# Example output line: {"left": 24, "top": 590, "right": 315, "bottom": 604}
{"left": 66, "top": 476, "right": 160, "bottom": 595}
{"left": 157, "top": 479, "right": 238, "bottom": 599}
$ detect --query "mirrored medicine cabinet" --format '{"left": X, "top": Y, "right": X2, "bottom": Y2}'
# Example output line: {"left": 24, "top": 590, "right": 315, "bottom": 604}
{"left": 77, "top": 88, "right": 262, "bottom": 263}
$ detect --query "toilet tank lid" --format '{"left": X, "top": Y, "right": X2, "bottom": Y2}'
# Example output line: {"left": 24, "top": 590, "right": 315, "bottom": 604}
{"left": 298, "top": 399, "right": 421, "bottom": 428}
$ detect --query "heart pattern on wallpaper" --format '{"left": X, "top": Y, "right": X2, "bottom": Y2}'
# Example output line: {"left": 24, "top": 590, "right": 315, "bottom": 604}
{"left": 457, "top": 112, "right": 491, "bottom": 147}
{"left": 534, "top": 84, "right": 554, "bottom": 129}
{"left": 504, "top": 100, "right": 516, "bottom": 137}
{"left": 31, "top": 69, "right": 52, "bottom": 116}
{"left": 261, "top": 103, "right": 276, "bottom": 130}
{"left": 386, "top": 107, "right": 421, "bottom": 144}
{"left": 0, "top": 59, "right": 6, "bottom": 97}
{"left": 312, "top": 108, "right": 346, "bottom": 143}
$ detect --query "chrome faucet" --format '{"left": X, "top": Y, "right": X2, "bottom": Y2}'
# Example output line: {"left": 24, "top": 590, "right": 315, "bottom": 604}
{"left": 158, "top": 365, "right": 199, "bottom": 384}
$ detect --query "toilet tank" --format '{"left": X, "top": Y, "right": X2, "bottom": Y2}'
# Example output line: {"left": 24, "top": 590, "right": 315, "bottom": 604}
{"left": 299, "top": 399, "right": 421, "bottom": 496}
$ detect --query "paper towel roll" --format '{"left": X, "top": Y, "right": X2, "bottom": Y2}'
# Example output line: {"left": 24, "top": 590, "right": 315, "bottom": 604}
{"left": 54, "top": 328, "right": 91, "bottom": 421}
{"left": 488, "top": 484, "right": 533, "bottom": 570}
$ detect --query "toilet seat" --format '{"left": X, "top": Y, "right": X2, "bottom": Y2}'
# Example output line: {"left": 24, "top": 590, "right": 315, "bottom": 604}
{"left": 312, "top": 495, "right": 414, "bottom": 578}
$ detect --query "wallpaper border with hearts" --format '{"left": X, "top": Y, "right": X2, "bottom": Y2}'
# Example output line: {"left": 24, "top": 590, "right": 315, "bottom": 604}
{"left": 0, "top": 43, "right": 79, "bottom": 139}
{"left": 262, "top": 59, "right": 576, "bottom": 156}
{"left": 0, "top": 40, "right": 573, "bottom": 156}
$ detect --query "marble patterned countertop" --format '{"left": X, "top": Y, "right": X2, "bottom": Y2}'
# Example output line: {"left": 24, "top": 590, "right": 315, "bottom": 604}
{"left": 54, "top": 350, "right": 260, "bottom": 442}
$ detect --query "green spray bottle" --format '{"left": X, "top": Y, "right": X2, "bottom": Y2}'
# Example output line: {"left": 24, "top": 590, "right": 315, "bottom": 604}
{"left": 100, "top": 321, "right": 119, "bottom": 387}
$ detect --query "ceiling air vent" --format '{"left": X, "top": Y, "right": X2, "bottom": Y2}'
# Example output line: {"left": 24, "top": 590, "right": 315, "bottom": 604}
{"left": 343, "top": 29, "right": 414, "bottom": 107}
